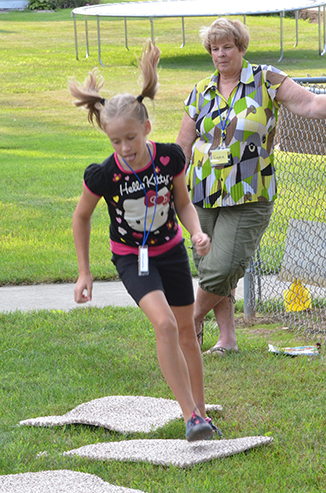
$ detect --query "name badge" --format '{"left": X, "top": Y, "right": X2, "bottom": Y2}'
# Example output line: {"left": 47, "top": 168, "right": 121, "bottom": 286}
{"left": 138, "top": 245, "right": 149, "bottom": 276}
{"left": 210, "top": 147, "right": 232, "bottom": 167}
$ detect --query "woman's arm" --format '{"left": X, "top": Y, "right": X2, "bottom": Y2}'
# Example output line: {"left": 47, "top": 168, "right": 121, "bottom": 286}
{"left": 72, "top": 185, "right": 101, "bottom": 303}
{"left": 175, "top": 112, "right": 198, "bottom": 168}
{"left": 276, "top": 77, "right": 326, "bottom": 119}
{"left": 172, "top": 172, "right": 210, "bottom": 256}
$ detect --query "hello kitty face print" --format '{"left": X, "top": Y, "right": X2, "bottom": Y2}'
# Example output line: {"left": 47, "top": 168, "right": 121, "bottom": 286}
{"left": 123, "top": 187, "right": 171, "bottom": 232}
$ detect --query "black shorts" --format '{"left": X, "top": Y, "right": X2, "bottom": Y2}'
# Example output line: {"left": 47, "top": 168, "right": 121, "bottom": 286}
{"left": 112, "top": 240, "right": 195, "bottom": 306}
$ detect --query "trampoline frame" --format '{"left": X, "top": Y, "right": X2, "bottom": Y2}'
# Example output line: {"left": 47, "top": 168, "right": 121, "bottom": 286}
{"left": 71, "top": 1, "right": 326, "bottom": 66}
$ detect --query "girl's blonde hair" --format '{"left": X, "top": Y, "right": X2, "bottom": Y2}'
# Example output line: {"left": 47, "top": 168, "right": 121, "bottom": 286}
{"left": 200, "top": 18, "right": 250, "bottom": 54}
{"left": 69, "top": 39, "right": 161, "bottom": 131}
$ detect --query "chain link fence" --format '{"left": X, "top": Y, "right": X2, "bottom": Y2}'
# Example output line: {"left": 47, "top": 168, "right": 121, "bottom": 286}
{"left": 244, "top": 77, "right": 326, "bottom": 339}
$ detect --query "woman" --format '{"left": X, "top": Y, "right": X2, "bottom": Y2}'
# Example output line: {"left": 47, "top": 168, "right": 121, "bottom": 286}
{"left": 176, "top": 18, "right": 326, "bottom": 355}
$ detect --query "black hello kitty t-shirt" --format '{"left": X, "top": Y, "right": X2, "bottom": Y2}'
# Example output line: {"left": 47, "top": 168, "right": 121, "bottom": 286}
{"left": 84, "top": 142, "right": 186, "bottom": 256}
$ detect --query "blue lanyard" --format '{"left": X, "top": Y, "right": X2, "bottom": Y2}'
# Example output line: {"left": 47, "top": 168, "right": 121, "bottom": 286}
{"left": 217, "top": 83, "right": 240, "bottom": 144}
{"left": 120, "top": 143, "right": 158, "bottom": 247}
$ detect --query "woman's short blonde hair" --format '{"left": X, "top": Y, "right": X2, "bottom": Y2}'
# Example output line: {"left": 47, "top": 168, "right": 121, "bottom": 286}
{"left": 200, "top": 18, "right": 250, "bottom": 54}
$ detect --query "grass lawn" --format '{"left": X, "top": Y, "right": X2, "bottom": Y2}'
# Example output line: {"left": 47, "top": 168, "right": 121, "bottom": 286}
{"left": 1, "top": 10, "right": 326, "bottom": 285}
{"left": 0, "top": 9, "right": 326, "bottom": 491}
{"left": 0, "top": 307, "right": 325, "bottom": 491}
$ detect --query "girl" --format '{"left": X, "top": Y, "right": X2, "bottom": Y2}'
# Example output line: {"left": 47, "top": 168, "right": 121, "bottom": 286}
{"left": 70, "top": 40, "right": 219, "bottom": 441}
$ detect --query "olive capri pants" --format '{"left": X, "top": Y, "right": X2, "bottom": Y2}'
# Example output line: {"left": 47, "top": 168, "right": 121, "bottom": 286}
{"left": 193, "top": 202, "right": 274, "bottom": 297}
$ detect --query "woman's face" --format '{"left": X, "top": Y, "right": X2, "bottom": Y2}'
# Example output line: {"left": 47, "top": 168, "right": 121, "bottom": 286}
{"left": 210, "top": 37, "right": 245, "bottom": 78}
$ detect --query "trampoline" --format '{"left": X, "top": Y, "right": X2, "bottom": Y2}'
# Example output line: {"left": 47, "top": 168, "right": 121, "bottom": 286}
{"left": 72, "top": 0, "right": 326, "bottom": 66}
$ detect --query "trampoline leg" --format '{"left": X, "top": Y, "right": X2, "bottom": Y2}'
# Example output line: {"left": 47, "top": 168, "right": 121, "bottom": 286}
{"left": 318, "top": 6, "right": 326, "bottom": 56}
{"left": 318, "top": 7, "right": 322, "bottom": 55}
{"left": 180, "top": 17, "right": 185, "bottom": 48}
{"left": 278, "top": 11, "right": 284, "bottom": 63}
{"left": 124, "top": 17, "right": 129, "bottom": 50}
{"left": 73, "top": 13, "right": 79, "bottom": 61}
{"left": 85, "top": 16, "right": 89, "bottom": 58}
{"left": 150, "top": 18, "right": 154, "bottom": 43}
{"left": 323, "top": 6, "right": 326, "bottom": 55}
{"left": 97, "top": 16, "right": 105, "bottom": 67}
{"left": 294, "top": 10, "right": 298, "bottom": 48}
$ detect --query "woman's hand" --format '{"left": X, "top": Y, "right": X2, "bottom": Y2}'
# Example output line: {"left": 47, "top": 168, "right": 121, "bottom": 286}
{"left": 74, "top": 273, "right": 93, "bottom": 303}
{"left": 192, "top": 232, "right": 211, "bottom": 256}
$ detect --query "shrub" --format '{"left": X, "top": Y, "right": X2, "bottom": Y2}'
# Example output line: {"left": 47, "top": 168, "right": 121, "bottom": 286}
{"left": 28, "top": 0, "right": 98, "bottom": 10}
{"left": 28, "top": 0, "right": 55, "bottom": 9}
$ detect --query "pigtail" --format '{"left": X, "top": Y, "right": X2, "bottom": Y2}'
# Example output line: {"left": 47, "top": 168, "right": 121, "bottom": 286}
{"left": 70, "top": 40, "right": 161, "bottom": 129}
{"left": 69, "top": 69, "right": 105, "bottom": 130}
{"left": 138, "top": 39, "right": 161, "bottom": 101}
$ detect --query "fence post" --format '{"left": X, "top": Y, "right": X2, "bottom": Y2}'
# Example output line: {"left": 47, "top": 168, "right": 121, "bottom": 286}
{"left": 244, "top": 257, "right": 255, "bottom": 321}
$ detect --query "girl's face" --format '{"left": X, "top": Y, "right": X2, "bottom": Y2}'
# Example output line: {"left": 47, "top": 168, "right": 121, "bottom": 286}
{"left": 210, "top": 37, "right": 245, "bottom": 78}
{"left": 105, "top": 116, "right": 151, "bottom": 171}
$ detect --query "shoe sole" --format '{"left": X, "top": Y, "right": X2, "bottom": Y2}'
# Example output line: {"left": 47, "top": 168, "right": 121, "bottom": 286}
{"left": 186, "top": 423, "right": 213, "bottom": 442}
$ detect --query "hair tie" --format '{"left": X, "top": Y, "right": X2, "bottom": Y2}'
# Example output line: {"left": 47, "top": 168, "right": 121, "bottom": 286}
{"left": 136, "top": 95, "right": 144, "bottom": 103}
{"left": 100, "top": 98, "right": 106, "bottom": 106}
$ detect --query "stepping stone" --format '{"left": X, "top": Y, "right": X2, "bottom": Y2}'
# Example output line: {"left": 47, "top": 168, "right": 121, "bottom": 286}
{"left": 63, "top": 436, "right": 273, "bottom": 468}
{"left": 19, "top": 395, "right": 222, "bottom": 433}
{"left": 0, "top": 470, "right": 146, "bottom": 493}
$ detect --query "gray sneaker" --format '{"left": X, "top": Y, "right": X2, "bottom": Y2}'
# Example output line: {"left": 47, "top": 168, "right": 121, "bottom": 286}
{"left": 185, "top": 412, "right": 213, "bottom": 442}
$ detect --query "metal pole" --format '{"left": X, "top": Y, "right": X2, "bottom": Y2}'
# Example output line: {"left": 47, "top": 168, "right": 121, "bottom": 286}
{"left": 256, "top": 247, "right": 262, "bottom": 306}
{"left": 73, "top": 13, "right": 79, "bottom": 60}
{"left": 150, "top": 18, "right": 154, "bottom": 43}
{"left": 85, "top": 16, "right": 89, "bottom": 58}
{"left": 294, "top": 10, "right": 299, "bottom": 48}
{"left": 319, "top": 6, "right": 322, "bottom": 55}
{"left": 180, "top": 16, "right": 185, "bottom": 48}
{"left": 323, "top": 5, "right": 326, "bottom": 55}
{"left": 244, "top": 256, "right": 255, "bottom": 321}
{"left": 124, "top": 17, "right": 129, "bottom": 50}
{"left": 278, "top": 11, "right": 284, "bottom": 63}
{"left": 97, "top": 16, "right": 105, "bottom": 67}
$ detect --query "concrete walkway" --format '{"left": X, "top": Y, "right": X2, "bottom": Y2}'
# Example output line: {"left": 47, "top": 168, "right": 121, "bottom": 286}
{"left": 0, "top": 278, "right": 244, "bottom": 313}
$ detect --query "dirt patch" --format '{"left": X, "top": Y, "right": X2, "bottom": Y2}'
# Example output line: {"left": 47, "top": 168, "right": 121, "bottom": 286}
{"left": 235, "top": 314, "right": 282, "bottom": 328}
{"left": 243, "top": 326, "right": 290, "bottom": 336}
{"left": 300, "top": 8, "right": 323, "bottom": 24}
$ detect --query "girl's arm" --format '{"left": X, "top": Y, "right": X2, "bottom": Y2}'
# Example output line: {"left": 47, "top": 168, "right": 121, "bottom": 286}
{"left": 175, "top": 112, "right": 197, "bottom": 168}
{"left": 172, "top": 171, "right": 210, "bottom": 256}
{"left": 276, "top": 77, "right": 326, "bottom": 119}
{"left": 72, "top": 185, "right": 101, "bottom": 303}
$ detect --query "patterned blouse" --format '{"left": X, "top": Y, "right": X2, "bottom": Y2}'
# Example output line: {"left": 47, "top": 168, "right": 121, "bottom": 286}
{"left": 184, "top": 59, "right": 287, "bottom": 208}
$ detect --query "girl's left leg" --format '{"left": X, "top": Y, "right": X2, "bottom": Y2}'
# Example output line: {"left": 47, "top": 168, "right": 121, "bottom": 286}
{"left": 139, "top": 290, "right": 200, "bottom": 424}
{"left": 172, "top": 303, "right": 222, "bottom": 437}
{"left": 171, "top": 303, "right": 206, "bottom": 419}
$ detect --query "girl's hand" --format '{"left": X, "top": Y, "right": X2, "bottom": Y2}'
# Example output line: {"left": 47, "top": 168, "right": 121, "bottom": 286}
{"left": 74, "top": 273, "right": 93, "bottom": 303}
{"left": 192, "top": 232, "right": 211, "bottom": 256}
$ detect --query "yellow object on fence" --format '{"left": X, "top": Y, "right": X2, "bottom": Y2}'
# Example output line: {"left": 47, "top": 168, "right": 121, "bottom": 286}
{"left": 284, "top": 279, "right": 312, "bottom": 312}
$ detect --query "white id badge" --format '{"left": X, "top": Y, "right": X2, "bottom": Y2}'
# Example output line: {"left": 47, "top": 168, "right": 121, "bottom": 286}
{"left": 210, "top": 147, "right": 231, "bottom": 167}
{"left": 138, "top": 245, "right": 149, "bottom": 276}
